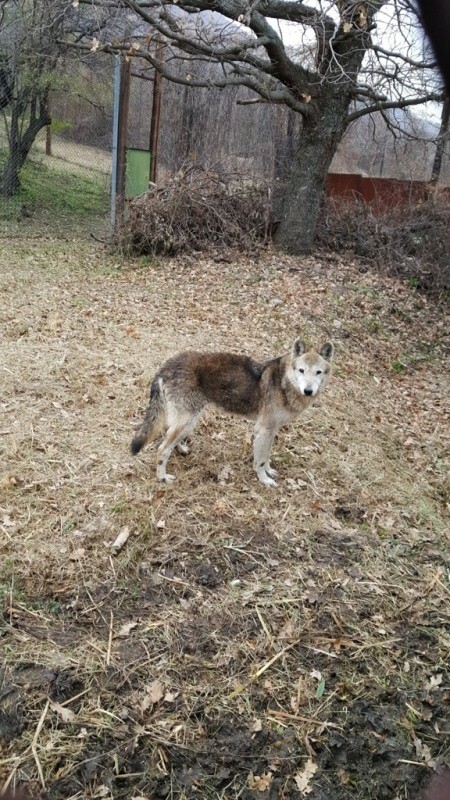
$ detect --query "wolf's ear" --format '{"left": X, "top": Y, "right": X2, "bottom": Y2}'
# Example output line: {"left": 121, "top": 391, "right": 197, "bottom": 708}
{"left": 292, "top": 338, "right": 306, "bottom": 357}
{"left": 320, "top": 342, "right": 334, "bottom": 361}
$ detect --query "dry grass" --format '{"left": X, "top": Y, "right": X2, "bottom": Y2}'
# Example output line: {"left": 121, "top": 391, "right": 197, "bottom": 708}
{"left": 0, "top": 238, "right": 449, "bottom": 800}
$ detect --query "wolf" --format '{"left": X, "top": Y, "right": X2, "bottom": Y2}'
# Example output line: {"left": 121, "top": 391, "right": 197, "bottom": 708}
{"left": 131, "top": 338, "right": 333, "bottom": 487}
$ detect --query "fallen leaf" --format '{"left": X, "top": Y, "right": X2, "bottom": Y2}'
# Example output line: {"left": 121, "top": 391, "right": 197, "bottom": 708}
{"left": 172, "top": 723, "right": 184, "bottom": 736}
{"left": 247, "top": 771, "right": 273, "bottom": 791}
{"left": 69, "top": 547, "right": 85, "bottom": 561}
{"left": 294, "top": 758, "right": 318, "bottom": 794}
{"left": 125, "top": 326, "right": 140, "bottom": 338}
{"left": 413, "top": 735, "right": 436, "bottom": 767}
{"left": 50, "top": 701, "right": 75, "bottom": 723}
{"left": 164, "top": 690, "right": 179, "bottom": 703}
{"left": 251, "top": 718, "right": 263, "bottom": 732}
{"left": 217, "top": 464, "right": 232, "bottom": 483}
{"left": 93, "top": 786, "right": 110, "bottom": 798}
{"left": 304, "top": 588, "right": 319, "bottom": 605}
{"left": 117, "top": 621, "right": 139, "bottom": 637}
{"left": 278, "top": 619, "right": 295, "bottom": 640}
{"left": 337, "top": 768, "right": 350, "bottom": 785}
{"left": 147, "top": 680, "right": 164, "bottom": 705}
{"left": 425, "top": 673, "right": 443, "bottom": 691}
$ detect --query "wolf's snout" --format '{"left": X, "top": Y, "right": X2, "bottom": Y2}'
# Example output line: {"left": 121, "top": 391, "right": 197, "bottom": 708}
{"left": 304, "top": 388, "right": 314, "bottom": 396}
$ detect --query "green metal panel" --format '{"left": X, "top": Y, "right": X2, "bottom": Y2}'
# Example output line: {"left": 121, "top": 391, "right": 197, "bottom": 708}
{"left": 125, "top": 148, "right": 152, "bottom": 197}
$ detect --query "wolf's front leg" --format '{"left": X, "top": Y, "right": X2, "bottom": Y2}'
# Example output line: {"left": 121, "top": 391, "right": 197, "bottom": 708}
{"left": 253, "top": 424, "right": 277, "bottom": 487}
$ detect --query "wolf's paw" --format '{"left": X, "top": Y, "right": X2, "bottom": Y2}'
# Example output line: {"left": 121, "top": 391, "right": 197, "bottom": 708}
{"left": 265, "top": 465, "right": 278, "bottom": 479}
{"left": 157, "top": 471, "right": 176, "bottom": 483}
{"left": 176, "top": 441, "right": 190, "bottom": 455}
{"left": 257, "top": 469, "right": 278, "bottom": 488}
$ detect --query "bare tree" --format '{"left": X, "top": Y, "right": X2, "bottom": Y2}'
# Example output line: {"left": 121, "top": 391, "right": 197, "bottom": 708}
{"left": 73, "top": 0, "right": 443, "bottom": 252}
{"left": 430, "top": 96, "right": 449, "bottom": 185}
{"left": 0, "top": 0, "right": 102, "bottom": 197}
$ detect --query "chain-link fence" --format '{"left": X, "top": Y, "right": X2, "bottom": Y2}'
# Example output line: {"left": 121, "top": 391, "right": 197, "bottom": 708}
{"left": 1, "top": 47, "right": 448, "bottom": 240}
{"left": 0, "top": 50, "right": 114, "bottom": 238}
{"left": 0, "top": 121, "right": 112, "bottom": 238}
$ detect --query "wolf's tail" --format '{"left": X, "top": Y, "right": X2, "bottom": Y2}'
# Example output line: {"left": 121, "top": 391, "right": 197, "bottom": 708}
{"left": 131, "top": 377, "right": 165, "bottom": 455}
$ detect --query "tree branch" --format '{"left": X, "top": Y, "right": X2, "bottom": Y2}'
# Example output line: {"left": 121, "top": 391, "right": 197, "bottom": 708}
{"left": 124, "top": 0, "right": 319, "bottom": 93}
{"left": 134, "top": 0, "right": 333, "bottom": 26}
{"left": 371, "top": 43, "right": 436, "bottom": 70}
{"left": 64, "top": 39, "right": 311, "bottom": 112}
{"left": 347, "top": 93, "right": 445, "bottom": 122}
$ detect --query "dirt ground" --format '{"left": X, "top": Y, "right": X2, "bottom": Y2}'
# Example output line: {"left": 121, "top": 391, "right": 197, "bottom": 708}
{"left": 0, "top": 236, "right": 449, "bottom": 800}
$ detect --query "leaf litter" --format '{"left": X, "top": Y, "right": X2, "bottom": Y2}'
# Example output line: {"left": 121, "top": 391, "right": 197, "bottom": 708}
{"left": 0, "top": 237, "right": 449, "bottom": 799}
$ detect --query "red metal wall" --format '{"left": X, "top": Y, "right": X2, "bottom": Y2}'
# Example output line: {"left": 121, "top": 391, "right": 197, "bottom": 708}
{"left": 326, "top": 173, "right": 450, "bottom": 212}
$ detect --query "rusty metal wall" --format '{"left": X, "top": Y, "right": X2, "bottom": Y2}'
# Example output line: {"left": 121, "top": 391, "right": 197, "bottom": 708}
{"left": 326, "top": 173, "right": 450, "bottom": 212}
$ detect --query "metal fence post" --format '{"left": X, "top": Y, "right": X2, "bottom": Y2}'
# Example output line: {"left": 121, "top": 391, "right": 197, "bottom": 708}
{"left": 115, "top": 56, "right": 131, "bottom": 227}
{"left": 110, "top": 55, "right": 121, "bottom": 230}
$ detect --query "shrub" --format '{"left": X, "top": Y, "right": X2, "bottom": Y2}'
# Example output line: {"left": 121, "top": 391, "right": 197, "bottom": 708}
{"left": 316, "top": 194, "right": 450, "bottom": 292}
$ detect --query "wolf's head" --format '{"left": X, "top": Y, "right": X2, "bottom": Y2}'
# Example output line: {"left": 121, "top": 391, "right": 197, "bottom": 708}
{"left": 287, "top": 338, "right": 334, "bottom": 397}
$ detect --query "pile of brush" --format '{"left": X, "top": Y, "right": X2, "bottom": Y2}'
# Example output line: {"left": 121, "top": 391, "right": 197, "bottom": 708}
{"left": 316, "top": 193, "right": 450, "bottom": 291}
{"left": 122, "top": 162, "right": 270, "bottom": 255}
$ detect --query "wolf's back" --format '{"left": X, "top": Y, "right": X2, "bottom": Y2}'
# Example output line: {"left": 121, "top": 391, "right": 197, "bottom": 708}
{"left": 131, "top": 377, "right": 164, "bottom": 454}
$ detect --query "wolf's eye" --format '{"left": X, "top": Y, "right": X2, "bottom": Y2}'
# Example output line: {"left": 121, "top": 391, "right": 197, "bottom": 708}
{"left": 298, "top": 368, "right": 305, "bottom": 374}
{"left": 316, "top": 370, "right": 322, "bottom": 375}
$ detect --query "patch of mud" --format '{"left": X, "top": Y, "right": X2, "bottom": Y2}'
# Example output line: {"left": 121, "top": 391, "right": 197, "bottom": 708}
{"left": 0, "top": 670, "right": 25, "bottom": 742}
{"left": 308, "top": 527, "right": 373, "bottom": 568}
{"left": 313, "top": 695, "right": 440, "bottom": 800}
{"left": 45, "top": 710, "right": 438, "bottom": 800}
{"left": 334, "top": 496, "right": 367, "bottom": 524}
{"left": 0, "top": 664, "right": 84, "bottom": 743}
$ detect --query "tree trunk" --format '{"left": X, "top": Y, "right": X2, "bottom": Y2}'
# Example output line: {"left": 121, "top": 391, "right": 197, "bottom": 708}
{"left": 0, "top": 102, "right": 51, "bottom": 198}
{"left": 430, "top": 96, "right": 450, "bottom": 186}
{"left": 274, "top": 93, "right": 349, "bottom": 253}
{"left": 1, "top": 152, "right": 23, "bottom": 197}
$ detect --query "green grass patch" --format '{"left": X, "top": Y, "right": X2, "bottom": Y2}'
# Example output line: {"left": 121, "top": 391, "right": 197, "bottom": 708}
{"left": 0, "top": 149, "right": 109, "bottom": 231}
{"left": 392, "top": 358, "right": 407, "bottom": 373}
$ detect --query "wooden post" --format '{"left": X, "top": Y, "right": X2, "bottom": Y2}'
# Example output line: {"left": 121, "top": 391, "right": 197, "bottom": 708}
{"left": 116, "top": 55, "right": 131, "bottom": 223}
{"left": 149, "top": 42, "right": 164, "bottom": 184}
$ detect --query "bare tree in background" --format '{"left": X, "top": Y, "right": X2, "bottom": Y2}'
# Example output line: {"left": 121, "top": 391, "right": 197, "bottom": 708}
{"left": 430, "top": 96, "right": 449, "bottom": 185}
{"left": 0, "top": 0, "right": 67, "bottom": 196}
{"left": 72, "top": 0, "right": 444, "bottom": 252}
{"left": 0, "top": 0, "right": 104, "bottom": 197}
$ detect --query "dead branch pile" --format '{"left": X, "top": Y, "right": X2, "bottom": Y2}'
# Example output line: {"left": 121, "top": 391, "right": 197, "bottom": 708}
{"left": 316, "top": 194, "right": 450, "bottom": 291}
{"left": 122, "top": 163, "right": 269, "bottom": 255}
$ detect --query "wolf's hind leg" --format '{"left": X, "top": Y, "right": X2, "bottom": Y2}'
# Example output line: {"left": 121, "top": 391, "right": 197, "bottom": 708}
{"left": 176, "top": 440, "right": 190, "bottom": 455}
{"left": 157, "top": 412, "right": 199, "bottom": 482}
